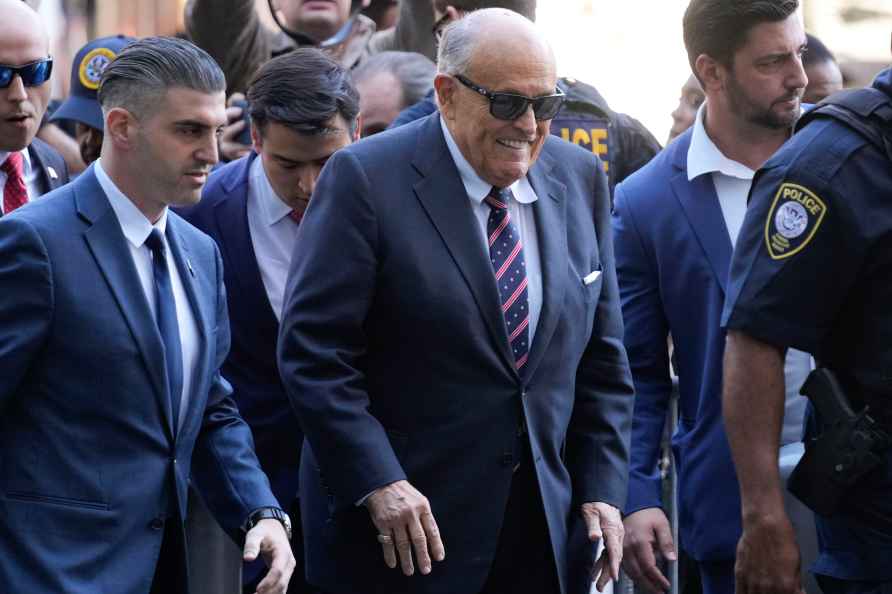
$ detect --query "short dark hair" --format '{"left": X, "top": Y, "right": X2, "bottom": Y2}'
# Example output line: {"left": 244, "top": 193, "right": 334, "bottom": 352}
{"left": 247, "top": 47, "right": 360, "bottom": 136}
{"left": 98, "top": 36, "right": 225, "bottom": 118}
{"left": 803, "top": 33, "right": 837, "bottom": 68}
{"left": 433, "top": 0, "right": 536, "bottom": 22}
{"left": 683, "top": 0, "right": 799, "bottom": 78}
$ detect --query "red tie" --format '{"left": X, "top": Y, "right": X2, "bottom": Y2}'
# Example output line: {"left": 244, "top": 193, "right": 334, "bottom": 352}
{"left": 288, "top": 209, "right": 303, "bottom": 225}
{"left": 2, "top": 152, "right": 28, "bottom": 214}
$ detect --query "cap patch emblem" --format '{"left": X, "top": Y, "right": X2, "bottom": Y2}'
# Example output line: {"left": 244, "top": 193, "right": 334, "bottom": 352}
{"left": 79, "top": 47, "right": 117, "bottom": 90}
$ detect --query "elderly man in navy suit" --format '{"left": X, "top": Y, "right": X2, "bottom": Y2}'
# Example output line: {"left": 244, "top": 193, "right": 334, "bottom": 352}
{"left": 278, "top": 9, "right": 635, "bottom": 594}
{"left": 181, "top": 47, "right": 361, "bottom": 594}
{"left": 0, "top": 36, "right": 294, "bottom": 594}
{"left": 0, "top": 0, "right": 68, "bottom": 216}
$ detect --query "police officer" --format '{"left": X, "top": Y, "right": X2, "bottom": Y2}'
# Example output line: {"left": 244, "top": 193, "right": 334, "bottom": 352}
{"left": 721, "top": 62, "right": 892, "bottom": 594}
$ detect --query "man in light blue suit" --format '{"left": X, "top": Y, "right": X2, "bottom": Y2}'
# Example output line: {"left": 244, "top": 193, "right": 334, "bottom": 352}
{"left": 0, "top": 36, "right": 293, "bottom": 594}
{"left": 613, "top": 1, "right": 812, "bottom": 594}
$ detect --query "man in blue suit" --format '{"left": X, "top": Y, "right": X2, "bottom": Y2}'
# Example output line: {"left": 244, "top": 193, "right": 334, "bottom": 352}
{"left": 613, "top": 2, "right": 812, "bottom": 594}
{"left": 278, "top": 9, "right": 634, "bottom": 594}
{"left": 181, "top": 47, "right": 361, "bottom": 594}
{"left": 0, "top": 0, "right": 68, "bottom": 216}
{"left": 0, "top": 36, "right": 294, "bottom": 594}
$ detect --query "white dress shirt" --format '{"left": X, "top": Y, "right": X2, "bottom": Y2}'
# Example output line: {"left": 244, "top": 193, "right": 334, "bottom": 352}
{"left": 687, "top": 102, "right": 811, "bottom": 445}
{"left": 0, "top": 149, "right": 41, "bottom": 213}
{"left": 95, "top": 159, "right": 200, "bottom": 431}
{"left": 440, "top": 118, "right": 543, "bottom": 342}
{"left": 246, "top": 156, "right": 300, "bottom": 322}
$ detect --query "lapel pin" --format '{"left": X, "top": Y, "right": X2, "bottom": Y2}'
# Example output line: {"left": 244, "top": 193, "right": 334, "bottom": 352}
{"left": 47, "top": 166, "right": 58, "bottom": 180}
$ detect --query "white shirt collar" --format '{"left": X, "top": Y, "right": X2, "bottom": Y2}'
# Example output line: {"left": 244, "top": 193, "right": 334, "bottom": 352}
{"left": 687, "top": 102, "right": 755, "bottom": 182}
{"left": 0, "top": 148, "right": 34, "bottom": 178}
{"left": 94, "top": 158, "right": 168, "bottom": 248}
{"left": 249, "top": 155, "right": 293, "bottom": 226}
{"left": 439, "top": 116, "right": 537, "bottom": 205}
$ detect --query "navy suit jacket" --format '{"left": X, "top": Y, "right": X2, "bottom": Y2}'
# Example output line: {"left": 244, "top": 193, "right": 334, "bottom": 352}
{"left": 613, "top": 129, "right": 741, "bottom": 560}
{"left": 277, "top": 113, "right": 635, "bottom": 594}
{"left": 179, "top": 152, "right": 302, "bottom": 511}
{"left": 28, "top": 137, "right": 70, "bottom": 197}
{"left": 0, "top": 166, "right": 277, "bottom": 593}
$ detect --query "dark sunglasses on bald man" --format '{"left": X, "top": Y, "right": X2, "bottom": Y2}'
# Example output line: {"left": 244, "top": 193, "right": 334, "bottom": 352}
{"left": 455, "top": 74, "right": 565, "bottom": 121}
{"left": 0, "top": 58, "right": 53, "bottom": 89}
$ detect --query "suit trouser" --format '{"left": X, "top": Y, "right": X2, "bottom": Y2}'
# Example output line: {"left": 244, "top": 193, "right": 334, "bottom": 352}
{"left": 152, "top": 516, "right": 188, "bottom": 594}
{"left": 815, "top": 575, "right": 892, "bottom": 594}
{"left": 697, "top": 560, "right": 734, "bottom": 594}
{"left": 479, "top": 448, "right": 560, "bottom": 594}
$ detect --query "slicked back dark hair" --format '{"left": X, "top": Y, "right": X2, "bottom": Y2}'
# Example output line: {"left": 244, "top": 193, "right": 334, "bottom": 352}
{"left": 247, "top": 47, "right": 360, "bottom": 137}
{"left": 98, "top": 36, "right": 225, "bottom": 118}
{"left": 683, "top": 0, "right": 799, "bottom": 81}
{"left": 433, "top": 0, "right": 536, "bottom": 22}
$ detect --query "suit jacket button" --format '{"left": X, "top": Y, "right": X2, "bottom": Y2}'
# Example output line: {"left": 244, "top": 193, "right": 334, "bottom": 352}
{"left": 150, "top": 517, "right": 165, "bottom": 530}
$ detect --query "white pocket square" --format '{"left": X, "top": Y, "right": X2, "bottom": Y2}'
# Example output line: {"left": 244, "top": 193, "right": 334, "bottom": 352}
{"left": 583, "top": 270, "right": 602, "bottom": 285}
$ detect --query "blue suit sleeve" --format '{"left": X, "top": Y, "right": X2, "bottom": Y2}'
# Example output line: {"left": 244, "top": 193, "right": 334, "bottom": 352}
{"left": 611, "top": 183, "right": 673, "bottom": 514}
{"left": 566, "top": 164, "right": 636, "bottom": 509}
{"left": 277, "top": 150, "right": 407, "bottom": 508}
{"left": 0, "top": 216, "right": 53, "bottom": 415}
{"left": 192, "top": 243, "right": 278, "bottom": 537}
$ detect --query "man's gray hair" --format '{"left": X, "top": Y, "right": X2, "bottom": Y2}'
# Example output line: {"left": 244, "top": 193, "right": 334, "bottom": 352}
{"left": 437, "top": 16, "right": 479, "bottom": 76}
{"left": 98, "top": 36, "right": 226, "bottom": 119}
{"left": 353, "top": 51, "right": 437, "bottom": 109}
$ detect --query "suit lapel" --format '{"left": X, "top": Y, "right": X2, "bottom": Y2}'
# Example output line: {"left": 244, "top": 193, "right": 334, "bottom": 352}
{"left": 76, "top": 169, "right": 175, "bottom": 439}
{"left": 411, "top": 115, "right": 517, "bottom": 376}
{"left": 165, "top": 216, "right": 210, "bottom": 431}
{"left": 670, "top": 139, "right": 733, "bottom": 294}
{"left": 28, "top": 141, "right": 63, "bottom": 195}
{"left": 523, "top": 150, "right": 567, "bottom": 382}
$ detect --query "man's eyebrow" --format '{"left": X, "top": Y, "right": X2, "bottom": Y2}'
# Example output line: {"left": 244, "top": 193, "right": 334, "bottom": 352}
{"left": 173, "top": 119, "right": 215, "bottom": 129}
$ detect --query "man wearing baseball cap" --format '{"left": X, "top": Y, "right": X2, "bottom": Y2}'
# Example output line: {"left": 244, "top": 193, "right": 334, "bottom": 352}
{"left": 50, "top": 34, "right": 133, "bottom": 166}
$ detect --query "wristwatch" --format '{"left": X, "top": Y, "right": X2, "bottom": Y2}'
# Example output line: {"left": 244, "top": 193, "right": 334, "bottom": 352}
{"left": 243, "top": 507, "right": 292, "bottom": 541}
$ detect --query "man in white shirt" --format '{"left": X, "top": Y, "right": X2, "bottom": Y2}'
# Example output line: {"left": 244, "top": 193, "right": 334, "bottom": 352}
{"left": 0, "top": 0, "right": 68, "bottom": 216}
{"left": 612, "top": 1, "right": 812, "bottom": 594}
{"left": 0, "top": 35, "right": 293, "bottom": 593}
{"left": 179, "top": 47, "right": 360, "bottom": 594}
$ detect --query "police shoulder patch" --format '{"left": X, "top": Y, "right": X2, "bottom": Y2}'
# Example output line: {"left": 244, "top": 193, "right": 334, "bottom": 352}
{"left": 763, "top": 182, "right": 827, "bottom": 260}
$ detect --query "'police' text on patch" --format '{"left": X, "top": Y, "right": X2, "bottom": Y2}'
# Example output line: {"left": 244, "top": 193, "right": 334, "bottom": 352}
{"left": 764, "top": 182, "right": 827, "bottom": 260}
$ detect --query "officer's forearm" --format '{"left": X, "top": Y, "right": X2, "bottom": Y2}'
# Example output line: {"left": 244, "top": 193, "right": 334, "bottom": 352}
{"left": 723, "top": 330, "right": 787, "bottom": 521}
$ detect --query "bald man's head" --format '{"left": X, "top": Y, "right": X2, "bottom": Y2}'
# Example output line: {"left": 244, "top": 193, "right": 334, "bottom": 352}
{"left": 435, "top": 8, "right": 559, "bottom": 188}
{"left": 0, "top": 0, "right": 52, "bottom": 151}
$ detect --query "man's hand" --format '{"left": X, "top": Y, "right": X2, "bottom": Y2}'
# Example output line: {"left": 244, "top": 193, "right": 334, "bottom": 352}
{"left": 243, "top": 518, "right": 296, "bottom": 594}
{"left": 622, "top": 507, "right": 676, "bottom": 594}
{"left": 365, "top": 479, "right": 446, "bottom": 576}
{"left": 582, "top": 501, "right": 624, "bottom": 592}
{"left": 736, "top": 513, "right": 803, "bottom": 594}
{"left": 219, "top": 92, "right": 252, "bottom": 162}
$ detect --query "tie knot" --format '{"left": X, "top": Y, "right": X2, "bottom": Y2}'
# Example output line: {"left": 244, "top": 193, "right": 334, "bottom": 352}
{"left": 145, "top": 228, "right": 166, "bottom": 257}
{"left": 485, "top": 186, "right": 511, "bottom": 211}
{"left": 2, "top": 152, "right": 24, "bottom": 176}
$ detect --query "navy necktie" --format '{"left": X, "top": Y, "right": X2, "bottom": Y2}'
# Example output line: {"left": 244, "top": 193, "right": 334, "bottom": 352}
{"left": 145, "top": 229, "right": 183, "bottom": 431}
{"left": 485, "top": 187, "right": 530, "bottom": 376}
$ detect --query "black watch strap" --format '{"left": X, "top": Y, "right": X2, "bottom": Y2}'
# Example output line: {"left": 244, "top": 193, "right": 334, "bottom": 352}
{"left": 244, "top": 506, "right": 292, "bottom": 540}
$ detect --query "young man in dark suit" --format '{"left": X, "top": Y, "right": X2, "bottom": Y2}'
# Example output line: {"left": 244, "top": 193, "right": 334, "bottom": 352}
{"left": 180, "top": 47, "right": 360, "bottom": 594}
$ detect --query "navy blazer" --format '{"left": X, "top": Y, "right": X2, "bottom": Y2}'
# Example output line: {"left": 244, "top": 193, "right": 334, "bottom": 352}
{"left": 613, "top": 129, "right": 741, "bottom": 560}
{"left": 0, "top": 167, "right": 277, "bottom": 593}
{"left": 277, "top": 113, "right": 635, "bottom": 594}
{"left": 179, "top": 152, "right": 302, "bottom": 511}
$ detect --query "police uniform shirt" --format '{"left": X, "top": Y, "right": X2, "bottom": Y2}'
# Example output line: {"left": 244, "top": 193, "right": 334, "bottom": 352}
{"left": 721, "top": 82, "right": 892, "bottom": 580}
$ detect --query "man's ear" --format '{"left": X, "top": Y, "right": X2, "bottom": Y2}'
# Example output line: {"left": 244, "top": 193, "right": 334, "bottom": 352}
{"left": 104, "top": 107, "right": 138, "bottom": 151}
{"left": 434, "top": 73, "right": 456, "bottom": 121}
{"left": 250, "top": 121, "right": 263, "bottom": 153}
{"left": 694, "top": 53, "right": 725, "bottom": 94}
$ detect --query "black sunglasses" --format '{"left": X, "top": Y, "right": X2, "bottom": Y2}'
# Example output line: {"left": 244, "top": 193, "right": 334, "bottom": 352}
{"left": 454, "top": 74, "right": 565, "bottom": 121}
{"left": 0, "top": 58, "right": 53, "bottom": 89}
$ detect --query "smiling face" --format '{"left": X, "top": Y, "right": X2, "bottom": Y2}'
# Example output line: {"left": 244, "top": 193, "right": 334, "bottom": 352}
{"left": 0, "top": 2, "right": 50, "bottom": 151}
{"left": 724, "top": 15, "right": 808, "bottom": 130}
{"left": 437, "top": 25, "right": 555, "bottom": 188}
